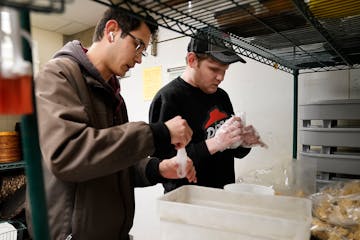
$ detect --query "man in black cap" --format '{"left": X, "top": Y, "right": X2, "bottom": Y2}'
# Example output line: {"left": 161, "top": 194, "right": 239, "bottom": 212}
{"left": 149, "top": 28, "right": 263, "bottom": 193}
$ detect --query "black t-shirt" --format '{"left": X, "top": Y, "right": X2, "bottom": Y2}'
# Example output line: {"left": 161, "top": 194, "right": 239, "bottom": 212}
{"left": 149, "top": 77, "right": 250, "bottom": 192}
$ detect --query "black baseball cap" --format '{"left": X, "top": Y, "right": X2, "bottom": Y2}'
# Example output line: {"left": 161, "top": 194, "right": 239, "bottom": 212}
{"left": 187, "top": 27, "right": 246, "bottom": 64}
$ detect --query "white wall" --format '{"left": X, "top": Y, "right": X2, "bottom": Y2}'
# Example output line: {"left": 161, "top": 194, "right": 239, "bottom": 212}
{"left": 299, "top": 69, "right": 360, "bottom": 103}
{"left": 223, "top": 58, "right": 294, "bottom": 175}
{"left": 121, "top": 30, "right": 189, "bottom": 122}
{"left": 31, "top": 27, "right": 63, "bottom": 75}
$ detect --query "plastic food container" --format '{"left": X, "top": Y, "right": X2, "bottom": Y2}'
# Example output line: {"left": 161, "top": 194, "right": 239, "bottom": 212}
{"left": 158, "top": 185, "right": 312, "bottom": 240}
{"left": 224, "top": 183, "right": 275, "bottom": 195}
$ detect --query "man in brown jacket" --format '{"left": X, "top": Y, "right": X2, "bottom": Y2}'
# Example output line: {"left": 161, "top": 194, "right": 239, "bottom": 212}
{"left": 28, "top": 7, "right": 196, "bottom": 240}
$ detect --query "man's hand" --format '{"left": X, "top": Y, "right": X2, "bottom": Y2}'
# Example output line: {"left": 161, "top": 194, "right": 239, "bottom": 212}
{"left": 159, "top": 157, "right": 197, "bottom": 183}
{"left": 206, "top": 116, "right": 243, "bottom": 153}
{"left": 241, "top": 125, "right": 267, "bottom": 148}
{"left": 165, "top": 116, "right": 193, "bottom": 149}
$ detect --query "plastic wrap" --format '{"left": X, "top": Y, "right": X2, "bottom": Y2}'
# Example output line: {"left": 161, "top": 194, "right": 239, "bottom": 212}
{"left": 175, "top": 148, "right": 187, "bottom": 178}
{"left": 229, "top": 112, "right": 267, "bottom": 149}
{"left": 310, "top": 180, "right": 360, "bottom": 240}
{"left": 237, "top": 159, "right": 316, "bottom": 197}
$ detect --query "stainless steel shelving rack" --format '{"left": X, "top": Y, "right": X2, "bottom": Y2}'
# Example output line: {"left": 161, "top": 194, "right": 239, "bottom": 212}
{"left": 0, "top": 0, "right": 67, "bottom": 13}
{"left": 94, "top": 0, "right": 360, "bottom": 73}
{"left": 94, "top": 0, "right": 360, "bottom": 159}
{"left": 0, "top": 161, "right": 25, "bottom": 171}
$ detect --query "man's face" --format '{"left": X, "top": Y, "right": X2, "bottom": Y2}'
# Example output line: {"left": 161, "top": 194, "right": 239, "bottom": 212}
{"left": 109, "top": 22, "right": 151, "bottom": 77}
{"left": 193, "top": 56, "right": 229, "bottom": 94}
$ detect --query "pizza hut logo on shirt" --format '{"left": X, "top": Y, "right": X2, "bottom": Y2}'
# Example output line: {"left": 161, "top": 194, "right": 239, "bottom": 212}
{"left": 204, "top": 108, "right": 229, "bottom": 139}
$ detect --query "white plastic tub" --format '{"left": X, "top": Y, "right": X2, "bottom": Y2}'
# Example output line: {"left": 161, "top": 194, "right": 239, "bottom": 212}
{"left": 158, "top": 185, "right": 312, "bottom": 240}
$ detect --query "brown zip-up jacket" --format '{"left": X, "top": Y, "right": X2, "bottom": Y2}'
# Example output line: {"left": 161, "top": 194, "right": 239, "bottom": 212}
{"left": 27, "top": 41, "right": 169, "bottom": 240}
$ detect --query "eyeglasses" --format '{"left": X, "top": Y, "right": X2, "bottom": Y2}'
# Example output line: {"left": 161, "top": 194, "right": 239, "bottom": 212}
{"left": 127, "top": 32, "right": 148, "bottom": 57}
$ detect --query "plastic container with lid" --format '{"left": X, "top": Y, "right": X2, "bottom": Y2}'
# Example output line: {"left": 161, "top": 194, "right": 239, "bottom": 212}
{"left": 158, "top": 185, "right": 312, "bottom": 240}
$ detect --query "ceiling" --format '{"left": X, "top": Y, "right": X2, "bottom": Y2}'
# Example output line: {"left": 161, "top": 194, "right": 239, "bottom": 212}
{"left": 30, "top": 0, "right": 108, "bottom": 35}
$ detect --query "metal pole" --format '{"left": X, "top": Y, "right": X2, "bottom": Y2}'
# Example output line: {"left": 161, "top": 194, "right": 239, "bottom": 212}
{"left": 292, "top": 69, "right": 299, "bottom": 159}
{"left": 19, "top": 9, "right": 51, "bottom": 240}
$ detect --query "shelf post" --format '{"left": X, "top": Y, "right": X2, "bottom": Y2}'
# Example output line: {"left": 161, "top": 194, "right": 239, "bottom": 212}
{"left": 293, "top": 69, "right": 299, "bottom": 159}
{"left": 19, "top": 9, "right": 51, "bottom": 240}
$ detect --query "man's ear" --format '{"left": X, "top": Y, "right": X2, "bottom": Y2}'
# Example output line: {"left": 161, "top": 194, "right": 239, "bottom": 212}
{"left": 187, "top": 52, "right": 198, "bottom": 68}
{"left": 105, "top": 20, "right": 121, "bottom": 41}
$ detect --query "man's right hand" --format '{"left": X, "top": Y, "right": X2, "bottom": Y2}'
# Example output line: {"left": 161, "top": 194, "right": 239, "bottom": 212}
{"left": 206, "top": 116, "right": 243, "bottom": 154}
{"left": 165, "top": 116, "right": 193, "bottom": 149}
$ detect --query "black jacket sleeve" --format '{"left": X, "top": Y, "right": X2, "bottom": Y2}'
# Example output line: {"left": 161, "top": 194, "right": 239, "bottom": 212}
{"left": 149, "top": 93, "right": 178, "bottom": 159}
{"left": 148, "top": 122, "right": 171, "bottom": 156}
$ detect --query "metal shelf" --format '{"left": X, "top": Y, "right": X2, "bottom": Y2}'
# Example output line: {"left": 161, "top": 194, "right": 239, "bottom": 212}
{"left": 0, "top": 0, "right": 70, "bottom": 13}
{"left": 0, "top": 161, "right": 25, "bottom": 171}
{"left": 94, "top": 0, "right": 360, "bottom": 74}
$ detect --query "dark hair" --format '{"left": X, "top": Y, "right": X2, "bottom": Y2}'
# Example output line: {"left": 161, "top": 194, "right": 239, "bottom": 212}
{"left": 195, "top": 53, "right": 211, "bottom": 62}
{"left": 185, "top": 53, "right": 211, "bottom": 65}
{"left": 93, "top": 8, "right": 158, "bottom": 42}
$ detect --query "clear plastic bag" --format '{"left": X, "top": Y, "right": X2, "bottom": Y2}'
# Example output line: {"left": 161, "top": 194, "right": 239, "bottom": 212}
{"left": 230, "top": 112, "right": 267, "bottom": 149}
{"left": 237, "top": 159, "right": 317, "bottom": 197}
{"left": 311, "top": 217, "right": 360, "bottom": 240}
{"left": 176, "top": 148, "right": 187, "bottom": 178}
{"left": 310, "top": 180, "right": 360, "bottom": 240}
{"left": 311, "top": 181, "right": 360, "bottom": 227}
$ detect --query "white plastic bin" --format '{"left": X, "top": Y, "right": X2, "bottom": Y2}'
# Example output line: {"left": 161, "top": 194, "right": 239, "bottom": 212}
{"left": 158, "top": 185, "right": 312, "bottom": 240}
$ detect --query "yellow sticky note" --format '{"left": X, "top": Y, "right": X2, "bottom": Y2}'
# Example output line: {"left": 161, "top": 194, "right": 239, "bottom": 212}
{"left": 143, "top": 66, "right": 162, "bottom": 101}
